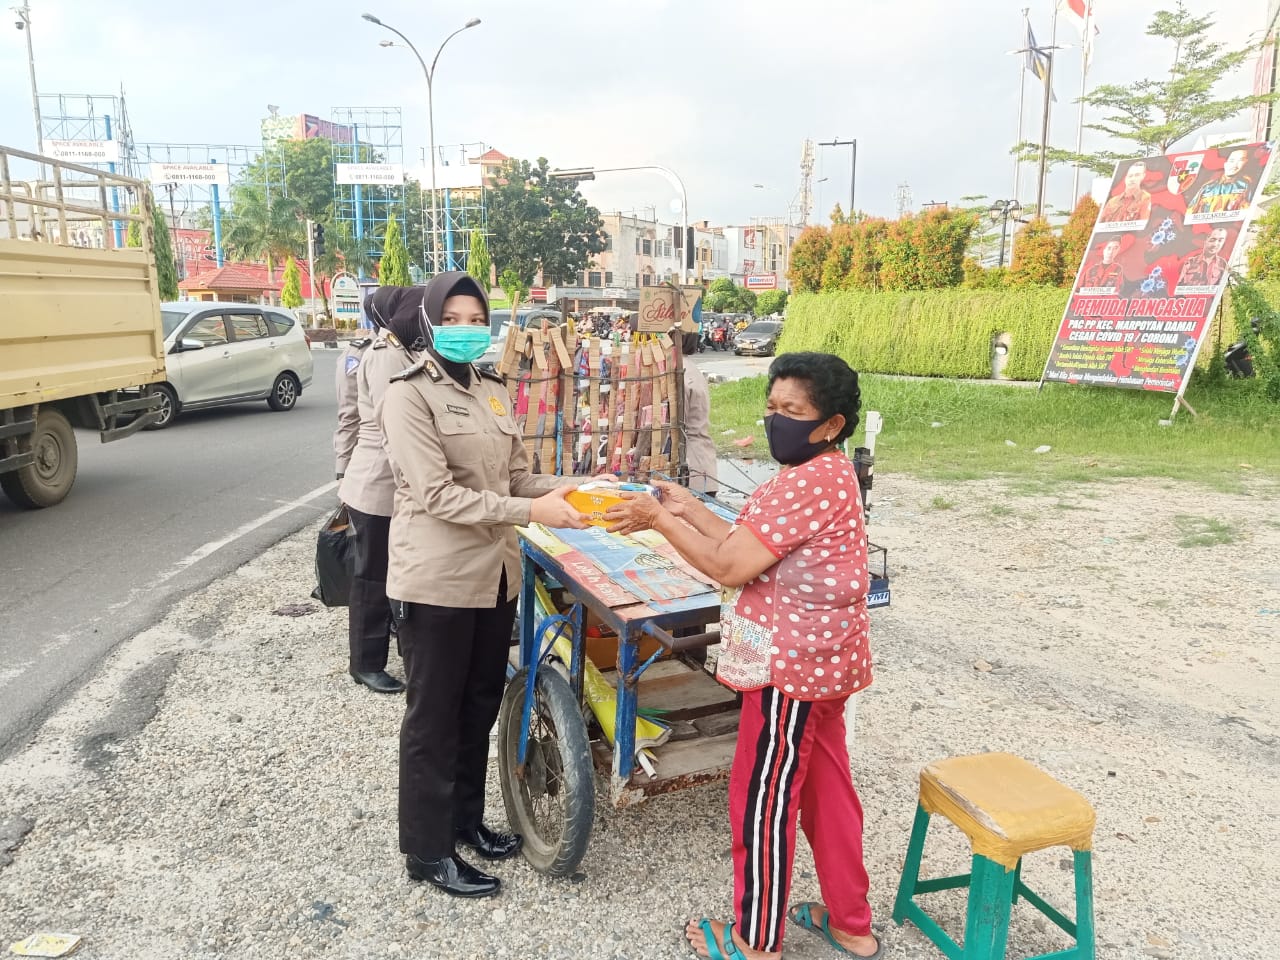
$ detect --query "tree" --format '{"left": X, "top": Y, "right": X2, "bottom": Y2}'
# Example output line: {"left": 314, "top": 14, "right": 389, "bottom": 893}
{"left": 222, "top": 184, "right": 303, "bottom": 283}
{"left": 1247, "top": 203, "right": 1280, "bottom": 279}
{"left": 485, "top": 158, "right": 607, "bottom": 285}
{"left": 913, "top": 209, "right": 977, "bottom": 289}
{"left": 1008, "top": 218, "right": 1064, "bottom": 286}
{"left": 756, "top": 289, "right": 788, "bottom": 316}
{"left": 787, "top": 226, "right": 831, "bottom": 293}
{"left": 704, "top": 277, "right": 738, "bottom": 312}
{"left": 821, "top": 223, "right": 856, "bottom": 291}
{"left": 379, "top": 214, "right": 412, "bottom": 286}
{"left": 1060, "top": 195, "right": 1100, "bottom": 282}
{"left": 280, "top": 256, "right": 303, "bottom": 308}
{"left": 467, "top": 228, "right": 492, "bottom": 290}
{"left": 1014, "top": 2, "right": 1278, "bottom": 175}
{"left": 879, "top": 217, "right": 922, "bottom": 291}
{"left": 498, "top": 268, "right": 530, "bottom": 310}
{"left": 126, "top": 203, "right": 179, "bottom": 301}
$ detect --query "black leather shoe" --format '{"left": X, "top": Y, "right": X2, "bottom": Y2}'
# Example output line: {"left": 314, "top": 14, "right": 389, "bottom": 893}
{"left": 349, "top": 669, "right": 405, "bottom": 694}
{"left": 406, "top": 853, "right": 500, "bottom": 898}
{"left": 456, "top": 824, "right": 523, "bottom": 861}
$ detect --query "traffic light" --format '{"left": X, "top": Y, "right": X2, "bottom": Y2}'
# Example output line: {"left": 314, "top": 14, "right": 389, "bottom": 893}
{"left": 312, "top": 222, "right": 326, "bottom": 257}
{"left": 686, "top": 226, "right": 695, "bottom": 271}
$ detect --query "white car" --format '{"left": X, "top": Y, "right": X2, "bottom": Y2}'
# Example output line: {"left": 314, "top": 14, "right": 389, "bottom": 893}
{"left": 149, "top": 302, "right": 315, "bottom": 429}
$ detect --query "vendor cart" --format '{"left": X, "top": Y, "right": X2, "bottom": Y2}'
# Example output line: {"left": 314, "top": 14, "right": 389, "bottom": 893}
{"left": 497, "top": 506, "right": 890, "bottom": 878}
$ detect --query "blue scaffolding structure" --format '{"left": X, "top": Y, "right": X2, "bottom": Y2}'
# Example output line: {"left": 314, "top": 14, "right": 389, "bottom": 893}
{"left": 330, "top": 107, "right": 405, "bottom": 279}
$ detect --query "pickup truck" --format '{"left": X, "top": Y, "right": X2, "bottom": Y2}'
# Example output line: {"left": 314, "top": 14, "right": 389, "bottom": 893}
{"left": 0, "top": 144, "right": 165, "bottom": 508}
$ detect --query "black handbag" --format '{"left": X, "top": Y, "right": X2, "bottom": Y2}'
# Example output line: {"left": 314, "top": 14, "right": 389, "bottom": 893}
{"left": 311, "top": 504, "right": 355, "bottom": 607}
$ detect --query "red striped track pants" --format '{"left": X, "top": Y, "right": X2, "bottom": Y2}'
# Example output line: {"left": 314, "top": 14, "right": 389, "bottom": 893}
{"left": 731, "top": 685, "right": 873, "bottom": 952}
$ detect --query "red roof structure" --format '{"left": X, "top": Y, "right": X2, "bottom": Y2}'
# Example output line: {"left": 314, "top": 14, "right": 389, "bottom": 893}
{"left": 179, "top": 260, "right": 320, "bottom": 301}
{"left": 474, "top": 148, "right": 508, "bottom": 164}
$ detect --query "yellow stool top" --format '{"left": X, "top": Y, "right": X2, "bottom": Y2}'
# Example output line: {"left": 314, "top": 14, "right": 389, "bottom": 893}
{"left": 919, "top": 752, "right": 1096, "bottom": 871}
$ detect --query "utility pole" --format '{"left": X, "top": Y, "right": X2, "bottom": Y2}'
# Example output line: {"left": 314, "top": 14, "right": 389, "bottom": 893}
{"left": 15, "top": 2, "right": 42, "bottom": 155}
{"left": 1035, "top": 6, "right": 1060, "bottom": 218}
{"left": 819, "top": 138, "right": 856, "bottom": 215}
{"left": 306, "top": 218, "right": 318, "bottom": 323}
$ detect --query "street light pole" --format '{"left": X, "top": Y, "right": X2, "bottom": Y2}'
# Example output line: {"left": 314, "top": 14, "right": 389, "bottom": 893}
{"left": 988, "top": 199, "right": 1023, "bottom": 268}
{"left": 364, "top": 13, "right": 480, "bottom": 277}
{"left": 14, "top": 1, "right": 43, "bottom": 158}
{"left": 549, "top": 165, "right": 689, "bottom": 281}
{"left": 819, "top": 138, "right": 856, "bottom": 215}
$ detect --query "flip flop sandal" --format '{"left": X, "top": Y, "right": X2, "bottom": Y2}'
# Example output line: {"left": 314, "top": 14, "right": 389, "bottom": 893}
{"left": 690, "top": 918, "right": 746, "bottom": 960}
{"left": 787, "top": 903, "right": 883, "bottom": 959}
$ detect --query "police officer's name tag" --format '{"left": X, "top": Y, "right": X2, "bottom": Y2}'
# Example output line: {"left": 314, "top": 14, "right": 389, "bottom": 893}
{"left": 446, "top": 404, "right": 470, "bottom": 417}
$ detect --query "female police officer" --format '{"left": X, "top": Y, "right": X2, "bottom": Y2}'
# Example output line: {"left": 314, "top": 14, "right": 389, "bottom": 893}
{"left": 335, "top": 285, "right": 420, "bottom": 694}
{"left": 378, "top": 271, "right": 588, "bottom": 898}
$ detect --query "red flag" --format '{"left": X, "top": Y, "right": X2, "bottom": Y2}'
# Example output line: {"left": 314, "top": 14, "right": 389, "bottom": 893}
{"left": 1059, "top": 0, "right": 1099, "bottom": 67}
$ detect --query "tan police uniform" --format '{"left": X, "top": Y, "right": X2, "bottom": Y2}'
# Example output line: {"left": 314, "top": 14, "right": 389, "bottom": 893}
{"left": 336, "top": 329, "right": 417, "bottom": 682}
{"left": 380, "top": 356, "right": 564, "bottom": 608}
{"left": 338, "top": 330, "right": 415, "bottom": 516}
{"left": 333, "top": 336, "right": 371, "bottom": 479}
{"left": 378, "top": 353, "right": 567, "bottom": 861}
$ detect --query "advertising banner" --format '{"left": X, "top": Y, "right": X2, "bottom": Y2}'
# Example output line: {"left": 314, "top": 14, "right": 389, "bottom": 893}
{"left": 638, "top": 286, "right": 677, "bottom": 333}
{"left": 47, "top": 139, "right": 119, "bottom": 164}
{"left": 334, "top": 163, "right": 404, "bottom": 185}
{"left": 149, "top": 163, "right": 230, "bottom": 187}
{"left": 745, "top": 273, "right": 778, "bottom": 290}
{"left": 1042, "top": 142, "right": 1275, "bottom": 395}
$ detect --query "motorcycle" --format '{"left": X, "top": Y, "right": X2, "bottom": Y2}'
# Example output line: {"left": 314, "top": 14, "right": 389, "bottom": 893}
{"left": 710, "top": 324, "right": 728, "bottom": 351}
{"left": 1224, "top": 317, "right": 1262, "bottom": 379}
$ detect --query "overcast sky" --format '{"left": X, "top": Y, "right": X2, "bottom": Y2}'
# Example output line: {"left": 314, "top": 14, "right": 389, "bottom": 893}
{"left": 0, "top": 0, "right": 1269, "bottom": 226}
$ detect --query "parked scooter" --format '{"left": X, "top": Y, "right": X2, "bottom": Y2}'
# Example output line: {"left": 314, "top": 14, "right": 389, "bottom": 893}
{"left": 1224, "top": 318, "right": 1263, "bottom": 378}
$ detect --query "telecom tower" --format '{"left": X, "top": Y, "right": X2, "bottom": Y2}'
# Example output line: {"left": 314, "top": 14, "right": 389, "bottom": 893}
{"left": 797, "top": 139, "right": 815, "bottom": 226}
{"left": 896, "top": 182, "right": 914, "bottom": 218}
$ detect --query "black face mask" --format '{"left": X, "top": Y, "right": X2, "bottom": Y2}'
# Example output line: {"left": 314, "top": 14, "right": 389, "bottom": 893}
{"left": 764, "top": 413, "right": 831, "bottom": 466}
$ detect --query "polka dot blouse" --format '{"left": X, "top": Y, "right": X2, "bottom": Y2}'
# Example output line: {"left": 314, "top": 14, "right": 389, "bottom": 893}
{"left": 716, "top": 452, "right": 872, "bottom": 701}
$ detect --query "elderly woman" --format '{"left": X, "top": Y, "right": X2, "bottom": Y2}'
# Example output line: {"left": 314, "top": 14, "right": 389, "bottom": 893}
{"left": 606, "top": 352, "right": 880, "bottom": 960}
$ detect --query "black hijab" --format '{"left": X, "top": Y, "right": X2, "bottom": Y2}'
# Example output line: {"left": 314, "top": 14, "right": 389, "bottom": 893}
{"left": 423, "top": 271, "right": 490, "bottom": 326}
{"left": 383, "top": 285, "right": 429, "bottom": 350}
{"left": 364, "top": 286, "right": 403, "bottom": 330}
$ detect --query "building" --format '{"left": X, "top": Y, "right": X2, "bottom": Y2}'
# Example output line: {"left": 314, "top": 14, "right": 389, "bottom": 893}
{"left": 178, "top": 261, "right": 317, "bottom": 306}
{"left": 723, "top": 221, "right": 803, "bottom": 290}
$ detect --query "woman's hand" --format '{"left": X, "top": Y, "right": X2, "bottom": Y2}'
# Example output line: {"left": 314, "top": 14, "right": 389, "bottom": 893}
{"left": 530, "top": 486, "right": 590, "bottom": 530}
{"left": 652, "top": 480, "right": 696, "bottom": 519}
{"left": 604, "top": 492, "right": 665, "bottom": 536}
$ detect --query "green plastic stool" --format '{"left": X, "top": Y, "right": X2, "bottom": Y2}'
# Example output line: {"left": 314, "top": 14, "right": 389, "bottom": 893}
{"left": 891, "top": 752, "right": 1097, "bottom": 960}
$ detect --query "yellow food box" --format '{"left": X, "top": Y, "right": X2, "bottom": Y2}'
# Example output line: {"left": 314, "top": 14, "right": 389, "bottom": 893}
{"left": 565, "top": 482, "right": 659, "bottom": 528}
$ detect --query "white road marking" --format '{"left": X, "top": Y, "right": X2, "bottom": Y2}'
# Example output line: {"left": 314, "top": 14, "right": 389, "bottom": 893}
{"left": 155, "top": 480, "right": 338, "bottom": 585}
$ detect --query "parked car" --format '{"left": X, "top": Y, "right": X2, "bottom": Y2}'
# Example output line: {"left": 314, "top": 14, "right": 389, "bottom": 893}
{"left": 733, "top": 320, "right": 784, "bottom": 357}
{"left": 148, "top": 302, "right": 315, "bottom": 429}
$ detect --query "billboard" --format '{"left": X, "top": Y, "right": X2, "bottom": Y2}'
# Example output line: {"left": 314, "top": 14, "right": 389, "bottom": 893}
{"left": 745, "top": 273, "right": 778, "bottom": 290}
{"left": 46, "top": 139, "right": 119, "bottom": 164}
{"left": 149, "top": 163, "right": 231, "bottom": 186}
{"left": 1042, "top": 143, "right": 1275, "bottom": 396}
{"left": 334, "top": 163, "right": 404, "bottom": 185}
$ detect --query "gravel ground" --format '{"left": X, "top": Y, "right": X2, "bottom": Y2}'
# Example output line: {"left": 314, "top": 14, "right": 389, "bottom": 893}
{"left": 1, "top": 472, "right": 1277, "bottom": 959}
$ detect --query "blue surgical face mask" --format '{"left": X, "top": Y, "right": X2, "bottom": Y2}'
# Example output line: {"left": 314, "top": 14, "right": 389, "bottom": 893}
{"left": 431, "top": 324, "right": 490, "bottom": 364}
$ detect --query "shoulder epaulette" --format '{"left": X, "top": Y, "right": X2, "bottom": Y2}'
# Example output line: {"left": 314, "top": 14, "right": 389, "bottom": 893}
{"left": 390, "top": 357, "right": 444, "bottom": 384}
{"left": 351, "top": 337, "right": 373, "bottom": 349}
{"left": 476, "top": 362, "right": 505, "bottom": 384}
{"left": 371, "top": 337, "right": 388, "bottom": 350}
{"left": 385, "top": 331, "right": 402, "bottom": 348}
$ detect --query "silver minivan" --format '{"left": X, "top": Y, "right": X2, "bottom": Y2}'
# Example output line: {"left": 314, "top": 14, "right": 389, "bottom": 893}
{"left": 149, "top": 302, "right": 315, "bottom": 429}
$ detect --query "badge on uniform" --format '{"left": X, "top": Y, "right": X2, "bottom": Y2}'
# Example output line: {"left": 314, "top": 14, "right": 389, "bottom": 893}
{"left": 488, "top": 396, "right": 507, "bottom": 416}
{"left": 344, "top": 355, "right": 361, "bottom": 376}
{"left": 446, "top": 403, "right": 470, "bottom": 417}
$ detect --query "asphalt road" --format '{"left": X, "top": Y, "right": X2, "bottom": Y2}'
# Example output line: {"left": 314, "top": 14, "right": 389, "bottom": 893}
{"left": 0, "top": 347, "right": 752, "bottom": 759}
{"left": 0, "top": 350, "right": 343, "bottom": 759}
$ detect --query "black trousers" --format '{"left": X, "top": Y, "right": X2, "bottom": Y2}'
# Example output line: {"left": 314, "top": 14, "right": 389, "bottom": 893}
{"left": 395, "top": 575, "right": 514, "bottom": 859}
{"left": 347, "top": 506, "right": 393, "bottom": 673}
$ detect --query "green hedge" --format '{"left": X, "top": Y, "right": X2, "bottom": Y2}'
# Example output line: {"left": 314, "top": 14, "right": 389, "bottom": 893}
{"left": 779, "top": 288, "right": 1069, "bottom": 381}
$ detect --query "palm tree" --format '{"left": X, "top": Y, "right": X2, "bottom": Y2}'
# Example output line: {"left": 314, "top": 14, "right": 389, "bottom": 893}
{"left": 316, "top": 218, "right": 375, "bottom": 280}
{"left": 222, "top": 184, "right": 304, "bottom": 283}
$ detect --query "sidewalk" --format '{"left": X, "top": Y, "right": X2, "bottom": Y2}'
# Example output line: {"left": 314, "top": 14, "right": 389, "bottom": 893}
{"left": 0, "top": 474, "right": 1276, "bottom": 959}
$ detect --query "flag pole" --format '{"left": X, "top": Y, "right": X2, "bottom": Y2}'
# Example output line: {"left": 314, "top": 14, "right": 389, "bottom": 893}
{"left": 1035, "top": 1, "right": 1059, "bottom": 217}
{"left": 1071, "top": 2, "right": 1092, "bottom": 202}
{"left": 1014, "top": 6, "right": 1030, "bottom": 203}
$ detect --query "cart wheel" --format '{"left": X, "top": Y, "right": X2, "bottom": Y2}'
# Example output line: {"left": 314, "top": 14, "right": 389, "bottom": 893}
{"left": 498, "top": 666, "right": 595, "bottom": 877}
